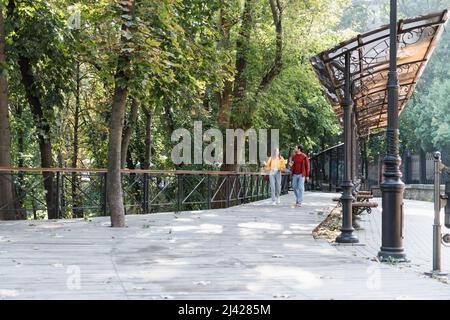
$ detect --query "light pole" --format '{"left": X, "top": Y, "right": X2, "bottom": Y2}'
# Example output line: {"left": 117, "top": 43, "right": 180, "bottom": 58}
{"left": 378, "top": 0, "right": 407, "bottom": 262}
{"left": 336, "top": 51, "right": 358, "bottom": 244}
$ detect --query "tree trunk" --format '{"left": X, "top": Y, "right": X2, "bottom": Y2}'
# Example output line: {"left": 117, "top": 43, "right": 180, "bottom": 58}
{"left": 121, "top": 98, "right": 139, "bottom": 168}
{"left": 107, "top": 0, "right": 136, "bottom": 227}
{"left": 212, "top": 0, "right": 254, "bottom": 209}
{"left": 142, "top": 106, "right": 152, "bottom": 169}
{"left": 72, "top": 61, "right": 83, "bottom": 218}
{"left": 257, "top": 0, "right": 283, "bottom": 94}
{"left": 216, "top": 7, "right": 235, "bottom": 129}
{"left": 107, "top": 85, "right": 127, "bottom": 226}
{"left": 163, "top": 103, "right": 176, "bottom": 135}
{"left": 18, "top": 56, "right": 57, "bottom": 219}
{"left": 0, "top": 9, "right": 15, "bottom": 220}
{"left": 232, "top": 0, "right": 253, "bottom": 124}
{"left": 15, "top": 104, "right": 26, "bottom": 218}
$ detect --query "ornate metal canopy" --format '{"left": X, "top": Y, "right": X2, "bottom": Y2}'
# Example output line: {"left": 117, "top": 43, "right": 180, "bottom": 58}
{"left": 311, "top": 10, "right": 449, "bottom": 137}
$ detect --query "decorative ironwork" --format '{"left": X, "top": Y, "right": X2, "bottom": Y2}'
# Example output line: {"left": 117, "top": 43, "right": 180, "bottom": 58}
{"left": 0, "top": 168, "right": 289, "bottom": 220}
{"left": 311, "top": 10, "right": 448, "bottom": 137}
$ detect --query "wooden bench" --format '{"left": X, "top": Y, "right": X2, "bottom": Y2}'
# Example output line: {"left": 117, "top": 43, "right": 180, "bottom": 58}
{"left": 352, "top": 201, "right": 378, "bottom": 215}
{"left": 332, "top": 197, "right": 378, "bottom": 214}
{"left": 332, "top": 193, "right": 378, "bottom": 230}
{"left": 355, "top": 194, "right": 373, "bottom": 202}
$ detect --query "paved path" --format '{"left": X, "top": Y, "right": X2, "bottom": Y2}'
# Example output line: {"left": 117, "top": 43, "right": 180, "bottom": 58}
{"left": 1, "top": 192, "right": 450, "bottom": 299}
{"left": 335, "top": 197, "right": 450, "bottom": 276}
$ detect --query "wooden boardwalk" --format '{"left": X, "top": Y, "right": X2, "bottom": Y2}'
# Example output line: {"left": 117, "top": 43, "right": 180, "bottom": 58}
{"left": 1, "top": 192, "right": 449, "bottom": 299}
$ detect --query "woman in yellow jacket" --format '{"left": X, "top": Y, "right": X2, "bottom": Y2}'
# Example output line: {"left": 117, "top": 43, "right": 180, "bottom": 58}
{"left": 264, "top": 148, "right": 286, "bottom": 205}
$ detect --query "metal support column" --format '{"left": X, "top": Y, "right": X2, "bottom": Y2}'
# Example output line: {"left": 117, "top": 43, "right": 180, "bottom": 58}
{"left": 351, "top": 113, "right": 357, "bottom": 183}
{"left": 336, "top": 51, "right": 358, "bottom": 243}
{"left": 378, "top": 0, "right": 407, "bottom": 261}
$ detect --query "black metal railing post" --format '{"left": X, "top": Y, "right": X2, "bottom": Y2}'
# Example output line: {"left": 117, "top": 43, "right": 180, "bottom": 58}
{"left": 248, "top": 175, "right": 251, "bottom": 200}
{"left": 207, "top": 174, "right": 212, "bottom": 209}
{"left": 143, "top": 173, "right": 149, "bottom": 214}
{"left": 177, "top": 174, "right": 183, "bottom": 212}
{"left": 404, "top": 150, "right": 411, "bottom": 184}
{"left": 335, "top": 147, "right": 339, "bottom": 191}
{"left": 55, "top": 171, "right": 61, "bottom": 219}
{"left": 328, "top": 152, "right": 332, "bottom": 192}
{"left": 226, "top": 175, "right": 231, "bottom": 208}
{"left": 103, "top": 172, "right": 108, "bottom": 216}
{"left": 420, "top": 149, "right": 427, "bottom": 184}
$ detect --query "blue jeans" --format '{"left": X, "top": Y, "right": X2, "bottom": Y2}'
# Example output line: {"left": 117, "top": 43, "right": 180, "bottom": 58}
{"left": 292, "top": 174, "right": 305, "bottom": 203}
{"left": 269, "top": 170, "right": 282, "bottom": 202}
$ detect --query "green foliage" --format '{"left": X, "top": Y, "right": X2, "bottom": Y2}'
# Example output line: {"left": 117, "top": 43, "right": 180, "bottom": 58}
{"left": 2, "top": 0, "right": 357, "bottom": 173}
{"left": 254, "top": 65, "right": 340, "bottom": 154}
{"left": 2, "top": 0, "right": 399, "bottom": 218}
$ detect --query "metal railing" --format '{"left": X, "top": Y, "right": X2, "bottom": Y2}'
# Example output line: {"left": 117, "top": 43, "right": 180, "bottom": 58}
{"left": 0, "top": 167, "right": 290, "bottom": 220}
{"left": 310, "top": 144, "right": 450, "bottom": 191}
{"left": 310, "top": 143, "right": 344, "bottom": 192}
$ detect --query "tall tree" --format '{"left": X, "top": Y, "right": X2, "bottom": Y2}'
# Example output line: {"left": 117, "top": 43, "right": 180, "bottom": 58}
{"left": 107, "top": 0, "right": 137, "bottom": 227}
{"left": 0, "top": 3, "right": 15, "bottom": 220}
{"left": 6, "top": 0, "right": 74, "bottom": 219}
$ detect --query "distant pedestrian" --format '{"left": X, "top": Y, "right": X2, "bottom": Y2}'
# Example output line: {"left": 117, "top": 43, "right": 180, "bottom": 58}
{"left": 289, "top": 144, "right": 310, "bottom": 207}
{"left": 264, "top": 148, "right": 286, "bottom": 205}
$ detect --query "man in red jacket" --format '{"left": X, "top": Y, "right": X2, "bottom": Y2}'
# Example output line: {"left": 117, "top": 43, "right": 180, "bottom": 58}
{"left": 289, "top": 145, "right": 310, "bottom": 207}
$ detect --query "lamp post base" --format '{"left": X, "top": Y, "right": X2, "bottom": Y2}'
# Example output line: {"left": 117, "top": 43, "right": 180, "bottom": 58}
{"left": 424, "top": 271, "right": 448, "bottom": 278}
{"left": 378, "top": 248, "right": 407, "bottom": 262}
{"left": 336, "top": 230, "right": 359, "bottom": 243}
{"left": 378, "top": 167, "right": 406, "bottom": 263}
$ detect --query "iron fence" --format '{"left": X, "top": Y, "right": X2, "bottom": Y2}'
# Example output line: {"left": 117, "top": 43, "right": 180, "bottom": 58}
{"left": 310, "top": 144, "right": 450, "bottom": 191}
{"left": 310, "top": 143, "right": 344, "bottom": 192}
{"left": 0, "top": 168, "right": 289, "bottom": 220}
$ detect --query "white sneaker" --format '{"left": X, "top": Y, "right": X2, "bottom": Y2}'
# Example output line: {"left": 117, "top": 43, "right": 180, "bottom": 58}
{"left": 272, "top": 201, "right": 277, "bottom": 205}
{"left": 276, "top": 197, "right": 281, "bottom": 204}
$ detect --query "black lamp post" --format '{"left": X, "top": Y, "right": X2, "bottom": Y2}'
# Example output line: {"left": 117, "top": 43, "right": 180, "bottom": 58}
{"left": 378, "top": 0, "right": 407, "bottom": 261}
{"left": 336, "top": 51, "right": 358, "bottom": 244}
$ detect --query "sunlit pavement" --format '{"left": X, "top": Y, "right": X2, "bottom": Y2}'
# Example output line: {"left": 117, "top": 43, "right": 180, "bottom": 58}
{"left": 336, "top": 197, "right": 450, "bottom": 277}
{"left": 0, "top": 192, "right": 449, "bottom": 299}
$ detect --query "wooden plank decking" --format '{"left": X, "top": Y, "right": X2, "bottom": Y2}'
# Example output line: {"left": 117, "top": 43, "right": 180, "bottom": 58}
{"left": 0, "top": 192, "right": 449, "bottom": 300}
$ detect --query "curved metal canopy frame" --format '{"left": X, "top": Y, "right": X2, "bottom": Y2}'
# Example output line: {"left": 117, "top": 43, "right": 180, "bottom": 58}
{"left": 311, "top": 10, "right": 449, "bottom": 137}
